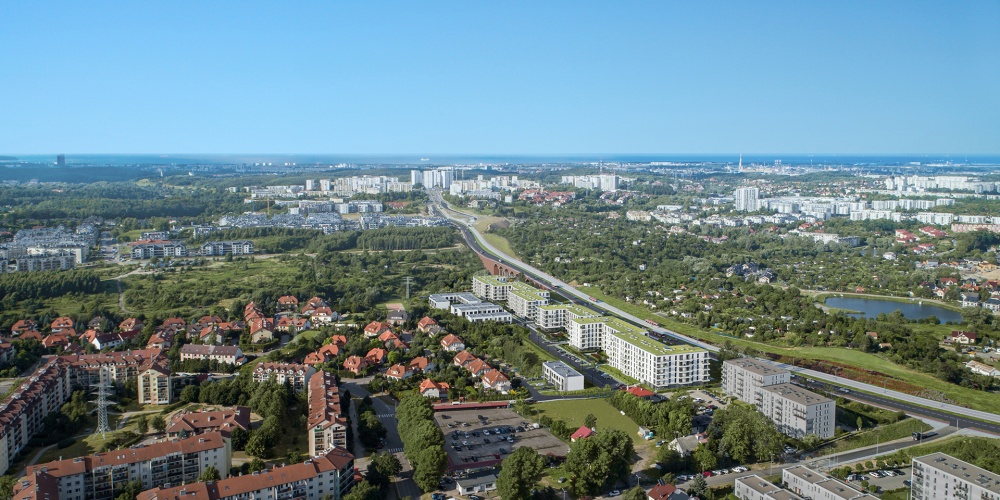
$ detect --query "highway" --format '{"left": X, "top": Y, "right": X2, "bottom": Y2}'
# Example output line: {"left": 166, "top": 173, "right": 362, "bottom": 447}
{"left": 428, "top": 190, "right": 1000, "bottom": 429}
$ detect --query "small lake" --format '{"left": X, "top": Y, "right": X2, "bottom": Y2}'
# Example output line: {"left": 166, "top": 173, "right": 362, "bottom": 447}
{"left": 824, "top": 296, "right": 963, "bottom": 324}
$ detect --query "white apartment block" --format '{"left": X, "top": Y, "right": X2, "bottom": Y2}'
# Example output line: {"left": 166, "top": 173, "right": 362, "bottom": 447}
{"left": 307, "top": 371, "right": 348, "bottom": 457}
{"left": 735, "top": 475, "right": 802, "bottom": 500}
{"left": 567, "top": 316, "right": 612, "bottom": 350}
{"left": 449, "top": 302, "right": 513, "bottom": 323}
{"left": 20, "top": 432, "right": 230, "bottom": 500}
{"left": 783, "top": 466, "right": 879, "bottom": 500}
{"left": 537, "top": 303, "right": 599, "bottom": 330}
{"left": 758, "top": 383, "right": 835, "bottom": 439}
{"left": 472, "top": 275, "right": 514, "bottom": 302}
{"left": 734, "top": 187, "right": 761, "bottom": 212}
{"left": 604, "top": 329, "right": 709, "bottom": 388}
{"left": 722, "top": 358, "right": 791, "bottom": 405}
{"left": 428, "top": 291, "right": 481, "bottom": 309}
{"left": 253, "top": 363, "right": 317, "bottom": 393}
{"left": 722, "top": 358, "right": 834, "bottom": 439}
{"left": 507, "top": 282, "right": 550, "bottom": 321}
{"left": 911, "top": 452, "right": 1000, "bottom": 500}
{"left": 542, "top": 361, "right": 585, "bottom": 392}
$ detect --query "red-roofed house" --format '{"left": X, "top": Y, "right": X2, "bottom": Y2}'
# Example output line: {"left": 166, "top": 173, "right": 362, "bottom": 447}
{"left": 10, "top": 319, "right": 38, "bottom": 336}
{"left": 647, "top": 483, "right": 685, "bottom": 500}
{"left": 310, "top": 306, "right": 337, "bottom": 324}
{"left": 386, "top": 364, "right": 413, "bottom": 381}
{"left": 305, "top": 344, "right": 341, "bottom": 365}
{"left": 364, "top": 321, "right": 392, "bottom": 338}
{"left": 329, "top": 335, "right": 348, "bottom": 346}
{"left": 249, "top": 318, "right": 275, "bottom": 343}
{"left": 408, "top": 356, "right": 434, "bottom": 374}
{"left": 278, "top": 295, "right": 299, "bottom": 310}
{"left": 571, "top": 426, "right": 595, "bottom": 442}
{"left": 378, "top": 330, "right": 401, "bottom": 343}
{"left": 119, "top": 318, "right": 144, "bottom": 334}
{"left": 366, "top": 348, "right": 388, "bottom": 365}
{"left": 161, "top": 317, "right": 186, "bottom": 329}
{"left": 453, "top": 350, "right": 478, "bottom": 368}
{"left": 50, "top": 317, "right": 74, "bottom": 333}
{"left": 343, "top": 355, "right": 370, "bottom": 375}
{"left": 625, "top": 386, "right": 655, "bottom": 400}
{"left": 416, "top": 316, "right": 439, "bottom": 334}
{"left": 42, "top": 333, "right": 70, "bottom": 349}
{"left": 440, "top": 334, "right": 465, "bottom": 352}
{"left": 951, "top": 331, "right": 978, "bottom": 344}
{"left": 466, "top": 358, "right": 492, "bottom": 377}
{"left": 419, "top": 379, "right": 450, "bottom": 399}
{"left": 481, "top": 369, "right": 511, "bottom": 393}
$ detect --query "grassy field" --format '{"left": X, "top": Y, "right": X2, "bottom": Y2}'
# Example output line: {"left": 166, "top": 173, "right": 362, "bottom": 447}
{"left": 473, "top": 215, "right": 521, "bottom": 259}
{"left": 822, "top": 419, "right": 931, "bottom": 455}
{"left": 577, "top": 286, "right": 1000, "bottom": 416}
{"left": 535, "top": 398, "right": 648, "bottom": 446}
{"left": 597, "top": 364, "right": 640, "bottom": 386}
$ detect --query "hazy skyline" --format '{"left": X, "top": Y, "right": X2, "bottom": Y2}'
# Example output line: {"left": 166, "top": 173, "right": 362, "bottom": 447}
{"left": 2, "top": 1, "right": 997, "bottom": 155}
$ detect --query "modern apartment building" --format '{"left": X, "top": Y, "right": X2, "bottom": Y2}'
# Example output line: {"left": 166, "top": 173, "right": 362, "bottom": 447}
{"left": 471, "top": 275, "right": 515, "bottom": 302}
{"left": 537, "top": 303, "right": 599, "bottom": 330}
{"left": 722, "top": 358, "right": 835, "bottom": 439}
{"left": 449, "top": 302, "right": 513, "bottom": 323}
{"left": 507, "top": 282, "right": 550, "bottom": 321}
{"left": 137, "top": 358, "right": 173, "bottom": 405}
{"left": 252, "top": 363, "right": 317, "bottom": 393}
{"left": 603, "top": 329, "right": 710, "bottom": 388}
{"left": 783, "top": 466, "right": 878, "bottom": 500}
{"left": 18, "top": 432, "right": 231, "bottom": 500}
{"left": 911, "top": 452, "right": 1000, "bottom": 500}
{"left": 129, "top": 241, "right": 188, "bottom": 260}
{"left": 137, "top": 448, "right": 356, "bottom": 500}
{"left": 179, "top": 344, "right": 245, "bottom": 366}
{"left": 758, "top": 383, "right": 834, "bottom": 439}
{"left": 542, "top": 361, "right": 585, "bottom": 392}
{"left": 722, "top": 358, "right": 791, "bottom": 404}
{"left": 200, "top": 240, "right": 254, "bottom": 256}
{"left": 0, "top": 358, "right": 73, "bottom": 475}
{"left": 735, "top": 475, "right": 802, "bottom": 500}
{"left": 307, "top": 371, "right": 348, "bottom": 457}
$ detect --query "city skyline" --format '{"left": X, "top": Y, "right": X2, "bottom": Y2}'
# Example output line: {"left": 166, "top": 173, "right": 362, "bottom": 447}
{"left": 2, "top": 1, "right": 998, "bottom": 155}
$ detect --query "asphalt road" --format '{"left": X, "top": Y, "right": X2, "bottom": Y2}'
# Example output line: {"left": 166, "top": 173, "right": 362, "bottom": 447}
{"left": 429, "top": 190, "right": 1000, "bottom": 427}
{"left": 340, "top": 380, "right": 423, "bottom": 500}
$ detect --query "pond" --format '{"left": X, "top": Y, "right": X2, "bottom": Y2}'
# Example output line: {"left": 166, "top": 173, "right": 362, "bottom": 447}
{"left": 824, "top": 296, "right": 963, "bottom": 324}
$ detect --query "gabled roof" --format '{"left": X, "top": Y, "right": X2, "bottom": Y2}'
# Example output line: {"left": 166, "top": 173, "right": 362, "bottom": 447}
{"left": 417, "top": 316, "right": 438, "bottom": 329}
{"left": 441, "top": 334, "right": 464, "bottom": 347}
{"left": 343, "top": 355, "right": 369, "bottom": 371}
{"left": 570, "top": 426, "right": 594, "bottom": 440}
{"left": 482, "top": 369, "right": 509, "bottom": 386}
{"left": 419, "top": 378, "right": 450, "bottom": 393}
{"left": 366, "top": 348, "right": 388, "bottom": 364}
{"left": 453, "top": 350, "right": 478, "bottom": 366}
{"left": 386, "top": 364, "right": 410, "bottom": 379}
{"left": 625, "top": 386, "right": 655, "bottom": 398}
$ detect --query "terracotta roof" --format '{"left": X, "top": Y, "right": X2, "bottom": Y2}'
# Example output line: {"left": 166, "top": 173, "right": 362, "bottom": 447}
{"left": 278, "top": 295, "right": 299, "bottom": 305}
{"left": 453, "top": 350, "right": 478, "bottom": 366}
{"left": 625, "top": 386, "right": 655, "bottom": 398}
{"left": 308, "top": 371, "right": 346, "bottom": 431}
{"left": 647, "top": 483, "right": 679, "bottom": 500}
{"left": 329, "top": 335, "right": 348, "bottom": 346}
{"left": 139, "top": 448, "right": 354, "bottom": 500}
{"left": 440, "top": 334, "right": 464, "bottom": 347}
{"left": 162, "top": 317, "right": 186, "bottom": 328}
{"left": 417, "top": 317, "right": 438, "bottom": 329}
{"left": 386, "top": 364, "right": 410, "bottom": 379}
{"left": 366, "top": 348, "right": 387, "bottom": 364}
{"left": 419, "top": 378, "right": 450, "bottom": 393}
{"left": 119, "top": 318, "right": 143, "bottom": 332}
{"left": 29, "top": 432, "right": 228, "bottom": 477}
{"left": 408, "top": 357, "right": 431, "bottom": 372}
{"left": 11, "top": 319, "right": 38, "bottom": 333}
{"left": 364, "top": 321, "right": 391, "bottom": 336}
{"left": 482, "top": 369, "right": 509, "bottom": 386}
{"left": 167, "top": 407, "right": 250, "bottom": 436}
{"left": 570, "top": 426, "right": 594, "bottom": 440}
{"left": 343, "top": 355, "right": 369, "bottom": 372}
{"left": 50, "top": 317, "right": 74, "bottom": 330}
{"left": 378, "top": 331, "right": 400, "bottom": 342}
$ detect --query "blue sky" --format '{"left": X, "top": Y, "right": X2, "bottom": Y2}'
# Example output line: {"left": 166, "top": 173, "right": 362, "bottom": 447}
{"left": 1, "top": 1, "right": 997, "bottom": 154}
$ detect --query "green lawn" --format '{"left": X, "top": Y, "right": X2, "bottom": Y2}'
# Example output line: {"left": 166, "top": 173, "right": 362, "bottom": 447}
{"left": 578, "top": 286, "right": 1000, "bottom": 416}
{"left": 597, "top": 364, "right": 640, "bottom": 386}
{"left": 535, "top": 398, "right": 649, "bottom": 446}
{"left": 822, "top": 419, "right": 931, "bottom": 455}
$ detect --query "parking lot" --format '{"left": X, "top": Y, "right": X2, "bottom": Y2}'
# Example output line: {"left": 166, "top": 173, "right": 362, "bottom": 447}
{"left": 846, "top": 467, "right": 912, "bottom": 494}
{"left": 435, "top": 407, "right": 569, "bottom": 469}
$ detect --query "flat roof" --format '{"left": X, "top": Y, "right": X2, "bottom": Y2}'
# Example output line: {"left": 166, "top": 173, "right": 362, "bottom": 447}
{"left": 429, "top": 292, "right": 480, "bottom": 303}
{"left": 543, "top": 360, "right": 584, "bottom": 379}
{"left": 759, "top": 383, "right": 832, "bottom": 407}
{"left": 814, "top": 479, "right": 864, "bottom": 500}
{"left": 607, "top": 329, "right": 706, "bottom": 356}
{"left": 451, "top": 302, "right": 503, "bottom": 312}
{"left": 473, "top": 275, "right": 511, "bottom": 286}
{"left": 736, "top": 476, "right": 797, "bottom": 498}
{"left": 510, "top": 288, "right": 549, "bottom": 301}
{"left": 914, "top": 452, "right": 1000, "bottom": 495}
{"left": 724, "top": 357, "right": 789, "bottom": 377}
{"left": 783, "top": 465, "right": 825, "bottom": 485}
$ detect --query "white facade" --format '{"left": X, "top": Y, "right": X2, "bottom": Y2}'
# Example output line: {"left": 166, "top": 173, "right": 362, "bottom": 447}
{"left": 542, "top": 361, "right": 585, "bottom": 392}
{"left": 911, "top": 452, "right": 1000, "bottom": 500}
{"left": 758, "top": 384, "right": 835, "bottom": 439}
{"left": 604, "top": 330, "right": 709, "bottom": 388}
{"left": 507, "top": 283, "right": 549, "bottom": 321}
{"left": 735, "top": 475, "right": 802, "bottom": 500}
{"left": 537, "top": 304, "right": 600, "bottom": 330}
{"left": 783, "top": 466, "right": 876, "bottom": 500}
{"left": 734, "top": 187, "right": 761, "bottom": 212}
{"left": 722, "top": 358, "right": 791, "bottom": 404}
{"left": 450, "top": 302, "right": 513, "bottom": 323}
{"left": 472, "top": 275, "right": 514, "bottom": 302}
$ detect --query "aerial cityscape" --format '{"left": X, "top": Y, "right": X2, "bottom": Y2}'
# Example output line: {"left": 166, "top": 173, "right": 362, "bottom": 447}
{"left": 1, "top": 2, "right": 998, "bottom": 500}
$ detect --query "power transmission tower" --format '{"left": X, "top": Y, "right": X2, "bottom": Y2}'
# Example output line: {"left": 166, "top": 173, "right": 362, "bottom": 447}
{"left": 91, "top": 369, "right": 116, "bottom": 439}
{"left": 402, "top": 276, "right": 413, "bottom": 299}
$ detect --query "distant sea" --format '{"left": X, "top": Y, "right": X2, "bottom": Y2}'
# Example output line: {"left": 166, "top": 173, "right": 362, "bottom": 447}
{"left": 4, "top": 153, "right": 1000, "bottom": 167}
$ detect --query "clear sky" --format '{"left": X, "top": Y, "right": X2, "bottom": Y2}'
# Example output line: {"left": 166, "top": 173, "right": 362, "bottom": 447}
{"left": 1, "top": 1, "right": 997, "bottom": 155}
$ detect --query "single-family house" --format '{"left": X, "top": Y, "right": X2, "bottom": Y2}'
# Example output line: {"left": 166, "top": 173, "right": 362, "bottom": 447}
{"left": 416, "top": 317, "right": 439, "bottom": 334}
{"left": 249, "top": 318, "right": 275, "bottom": 343}
{"left": 364, "top": 321, "right": 392, "bottom": 338}
{"left": 278, "top": 295, "right": 299, "bottom": 310}
{"left": 50, "top": 317, "right": 75, "bottom": 333}
{"left": 343, "top": 355, "right": 370, "bottom": 375}
{"left": 419, "top": 379, "right": 450, "bottom": 399}
{"left": 385, "top": 364, "right": 413, "bottom": 381}
{"left": 481, "top": 369, "right": 511, "bottom": 393}
{"left": 951, "top": 331, "right": 978, "bottom": 345}
{"left": 453, "top": 350, "right": 478, "bottom": 368}
{"left": 365, "top": 348, "right": 388, "bottom": 366}
{"left": 570, "top": 426, "right": 594, "bottom": 442}
{"left": 440, "top": 334, "right": 465, "bottom": 352}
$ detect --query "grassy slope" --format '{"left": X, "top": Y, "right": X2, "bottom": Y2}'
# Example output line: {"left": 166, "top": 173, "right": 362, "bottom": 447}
{"left": 578, "top": 286, "right": 1000, "bottom": 415}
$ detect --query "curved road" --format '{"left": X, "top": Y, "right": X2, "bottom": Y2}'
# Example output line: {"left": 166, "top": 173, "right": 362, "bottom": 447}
{"left": 429, "top": 190, "right": 1000, "bottom": 428}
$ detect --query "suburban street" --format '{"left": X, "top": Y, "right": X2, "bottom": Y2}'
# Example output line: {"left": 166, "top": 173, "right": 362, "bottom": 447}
{"left": 429, "top": 190, "right": 1000, "bottom": 429}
